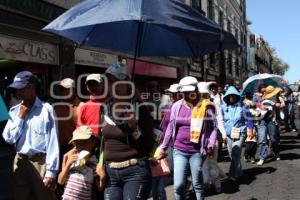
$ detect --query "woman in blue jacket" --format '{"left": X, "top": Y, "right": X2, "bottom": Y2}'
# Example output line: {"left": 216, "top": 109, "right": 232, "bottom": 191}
{"left": 222, "top": 86, "right": 254, "bottom": 182}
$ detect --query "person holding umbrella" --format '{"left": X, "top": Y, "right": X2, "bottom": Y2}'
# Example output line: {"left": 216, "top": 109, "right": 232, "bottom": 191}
{"left": 101, "top": 63, "right": 155, "bottom": 200}
{"left": 256, "top": 86, "right": 283, "bottom": 165}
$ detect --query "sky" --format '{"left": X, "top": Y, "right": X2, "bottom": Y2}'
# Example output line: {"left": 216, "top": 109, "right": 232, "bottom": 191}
{"left": 246, "top": 0, "right": 300, "bottom": 83}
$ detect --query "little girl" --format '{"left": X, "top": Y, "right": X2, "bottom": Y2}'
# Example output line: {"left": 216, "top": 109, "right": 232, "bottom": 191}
{"left": 58, "top": 126, "right": 99, "bottom": 200}
{"left": 244, "top": 129, "right": 257, "bottom": 164}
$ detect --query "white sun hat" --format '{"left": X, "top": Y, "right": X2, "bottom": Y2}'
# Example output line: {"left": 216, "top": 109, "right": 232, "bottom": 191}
{"left": 178, "top": 76, "right": 198, "bottom": 92}
{"left": 197, "top": 82, "right": 210, "bottom": 94}
{"left": 165, "top": 83, "right": 179, "bottom": 93}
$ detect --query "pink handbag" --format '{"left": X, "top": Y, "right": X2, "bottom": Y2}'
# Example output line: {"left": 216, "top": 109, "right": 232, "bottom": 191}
{"left": 150, "top": 158, "right": 171, "bottom": 177}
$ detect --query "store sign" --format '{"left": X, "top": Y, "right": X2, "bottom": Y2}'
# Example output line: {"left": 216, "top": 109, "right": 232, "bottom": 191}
{"left": 42, "top": 0, "right": 82, "bottom": 9}
{"left": 127, "top": 59, "right": 177, "bottom": 78}
{"left": 0, "top": 34, "right": 59, "bottom": 65}
{"left": 75, "top": 48, "right": 118, "bottom": 68}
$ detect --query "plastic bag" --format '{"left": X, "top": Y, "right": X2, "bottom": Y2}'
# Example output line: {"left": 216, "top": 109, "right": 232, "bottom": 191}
{"left": 202, "top": 159, "right": 224, "bottom": 184}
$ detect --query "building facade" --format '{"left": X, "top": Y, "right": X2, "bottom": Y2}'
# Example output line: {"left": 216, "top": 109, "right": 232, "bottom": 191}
{"left": 247, "top": 31, "right": 273, "bottom": 76}
{"left": 186, "top": 0, "right": 247, "bottom": 86}
{"left": 255, "top": 36, "right": 273, "bottom": 74}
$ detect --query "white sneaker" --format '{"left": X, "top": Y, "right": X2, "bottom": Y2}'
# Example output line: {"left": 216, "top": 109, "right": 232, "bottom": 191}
{"left": 276, "top": 156, "right": 280, "bottom": 161}
{"left": 257, "top": 160, "right": 264, "bottom": 166}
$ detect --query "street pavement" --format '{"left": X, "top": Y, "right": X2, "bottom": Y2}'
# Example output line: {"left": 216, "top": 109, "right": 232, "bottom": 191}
{"left": 164, "top": 119, "right": 300, "bottom": 200}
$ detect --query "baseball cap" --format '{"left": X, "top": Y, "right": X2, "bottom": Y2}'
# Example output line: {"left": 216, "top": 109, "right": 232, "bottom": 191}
{"left": 85, "top": 74, "right": 102, "bottom": 84}
{"left": 59, "top": 78, "right": 75, "bottom": 89}
{"left": 165, "top": 83, "right": 179, "bottom": 93}
{"left": 105, "top": 62, "right": 130, "bottom": 80}
{"left": 178, "top": 76, "right": 198, "bottom": 92}
{"left": 197, "top": 82, "right": 210, "bottom": 94}
{"left": 8, "top": 71, "right": 34, "bottom": 89}
{"left": 69, "top": 125, "right": 93, "bottom": 144}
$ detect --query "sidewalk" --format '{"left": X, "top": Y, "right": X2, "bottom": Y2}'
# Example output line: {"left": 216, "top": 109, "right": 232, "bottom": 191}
{"left": 165, "top": 118, "right": 300, "bottom": 200}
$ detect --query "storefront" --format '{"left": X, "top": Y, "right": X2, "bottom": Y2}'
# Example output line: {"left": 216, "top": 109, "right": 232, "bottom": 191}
{"left": 0, "top": 33, "right": 59, "bottom": 99}
{"left": 126, "top": 58, "right": 180, "bottom": 92}
{"left": 74, "top": 48, "right": 118, "bottom": 97}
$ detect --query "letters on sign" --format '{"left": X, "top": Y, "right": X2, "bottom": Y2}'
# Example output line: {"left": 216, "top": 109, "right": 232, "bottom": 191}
{"left": 0, "top": 34, "right": 59, "bottom": 65}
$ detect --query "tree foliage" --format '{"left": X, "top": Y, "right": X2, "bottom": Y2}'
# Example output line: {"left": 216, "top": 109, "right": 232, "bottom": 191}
{"left": 265, "top": 41, "right": 289, "bottom": 75}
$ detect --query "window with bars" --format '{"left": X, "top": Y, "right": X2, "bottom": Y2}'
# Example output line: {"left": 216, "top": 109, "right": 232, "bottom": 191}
{"left": 207, "top": 0, "right": 214, "bottom": 20}
{"left": 228, "top": 53, "right": 233, "bottom": 74}
{"left": 210, "top": 53, "right": 215, "bottom": 69}
{"left": 227, "top": 20, "right": 232, "bottom": 33}
{"left": 219, "top": 11, "right": 224, "bottom": 28}
{"left": 235, "top": 28, "right": 239, "bottom": 40}
{"left": 191, "top": 0, "right": 202, "bottom": 12}
{"left": 235, "top": 58, "right": 240, "bottom": 76}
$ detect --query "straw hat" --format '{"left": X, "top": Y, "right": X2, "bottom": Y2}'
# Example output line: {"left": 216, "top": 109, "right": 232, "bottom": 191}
{"left": 263, "top": 86, "right": 282, "bottom": 99}
{"left": 69, "top": 126, "right": 93, "bottom": 144}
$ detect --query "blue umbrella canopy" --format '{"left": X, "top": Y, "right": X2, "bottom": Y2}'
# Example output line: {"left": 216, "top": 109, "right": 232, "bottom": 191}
{"left": 43, "top": 0, "right": 238, "bottom": 57}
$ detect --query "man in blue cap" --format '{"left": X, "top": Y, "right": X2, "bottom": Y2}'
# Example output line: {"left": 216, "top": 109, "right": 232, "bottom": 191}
{"left": 2, "top": 71, "right": 59, "bottom": 200}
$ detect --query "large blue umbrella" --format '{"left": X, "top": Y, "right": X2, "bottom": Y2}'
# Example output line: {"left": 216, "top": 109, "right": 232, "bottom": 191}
{"left": 43, "top": 0, "right": 238, "bottom": 76}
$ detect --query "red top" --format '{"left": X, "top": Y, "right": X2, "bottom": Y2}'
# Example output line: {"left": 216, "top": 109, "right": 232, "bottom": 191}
{"left": 77, "top": 97, "right": 102, "bottom": 137}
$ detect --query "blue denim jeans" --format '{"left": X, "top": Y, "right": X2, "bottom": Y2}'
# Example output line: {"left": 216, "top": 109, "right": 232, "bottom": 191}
{"left": 267, "top": 121, "right": 280, "bottom": 155}
{"left": 257, "top": 121, "right": 280, "bottom": 160}
{"left": 257, "top": 122, "right": 268, "bottom": 160}
{"left": 104, "top": 160, "right": 151, "bottom": 200}
{"left": 151, "top": 176, "right": 169, "bottom": 200}
{"left": 227, "top": 135, "right": 245, "bottom": 179}
{"left": 173, "top": 149, "right": 205, "bottom": 200}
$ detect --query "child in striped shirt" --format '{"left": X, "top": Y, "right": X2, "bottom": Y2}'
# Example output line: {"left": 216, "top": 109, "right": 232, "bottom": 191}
{"left": 58, "top": 126, "right": 99, "bottom": 200}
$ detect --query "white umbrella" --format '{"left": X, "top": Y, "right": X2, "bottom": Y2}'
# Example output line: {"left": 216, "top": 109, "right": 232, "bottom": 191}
{"left": 242, "top": 73, "right": 286, "bottom": 94}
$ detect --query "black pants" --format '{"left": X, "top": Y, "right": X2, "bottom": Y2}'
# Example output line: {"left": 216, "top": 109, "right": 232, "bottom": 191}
{"left": 244, "top": 142, "right": 257, "bottom": 159}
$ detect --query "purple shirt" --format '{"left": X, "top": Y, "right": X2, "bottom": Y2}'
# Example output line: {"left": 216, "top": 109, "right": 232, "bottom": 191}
{"left": 160, "top": 99, "right": 217, "bottom": 155}
{"left": 160, "top": 104, "right": 172, "bottom": 134}
{"left": 173, "top": 105, "right": 200, "bottom": 153}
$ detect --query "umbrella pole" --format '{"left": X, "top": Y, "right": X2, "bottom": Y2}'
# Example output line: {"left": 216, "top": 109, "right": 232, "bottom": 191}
{"left": 131, "top": 22, "right": 143, "bottom": 81}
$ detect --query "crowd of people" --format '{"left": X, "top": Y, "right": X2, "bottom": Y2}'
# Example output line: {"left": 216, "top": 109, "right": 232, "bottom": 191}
{"left": 0, "top": 62, "right": 299, "bottom": 200}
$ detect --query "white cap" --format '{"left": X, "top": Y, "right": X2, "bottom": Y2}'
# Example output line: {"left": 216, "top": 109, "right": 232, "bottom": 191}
{"left": 86, "top": 74, "right": 102, "bottom": 84}
{"left": 178, "top": 76, "right": 198, "bottom": 92}
{"left": 197, "top": 82, "right": 210, "bottom": 93}
{"left": 59, "top": 78, "right": 75, "bottom": 89}
{"left": 165, "top": 83, "right": 179, "bottom": 93}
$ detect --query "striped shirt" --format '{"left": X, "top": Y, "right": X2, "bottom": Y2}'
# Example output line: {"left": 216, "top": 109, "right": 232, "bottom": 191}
{"left": 62, "top": 155, "right": 98, "bottom": 200}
